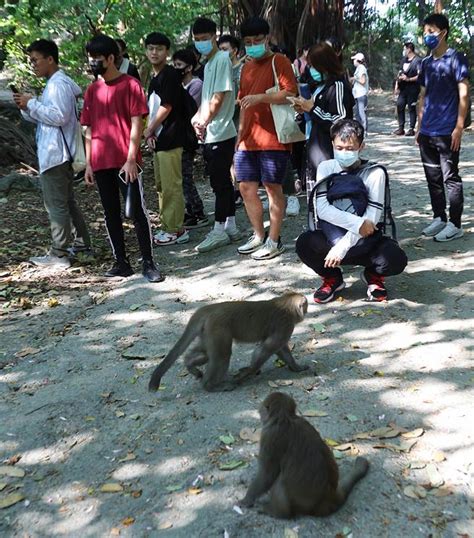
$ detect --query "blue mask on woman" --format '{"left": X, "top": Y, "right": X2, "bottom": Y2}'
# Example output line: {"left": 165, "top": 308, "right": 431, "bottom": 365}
{"left": 194, "top": 40, "right": 213, "bottom": 56}
{"left": 424, "top": 33, "right": 440, "bottom": 50}
{"left": 334, "top": 149, "right": 360, "bottom": 168}
{"left": 245, "top": 43, "right": 266, "bottom": 59}
{"left": 309, "top": 67, "right": 323, "bottom": 82}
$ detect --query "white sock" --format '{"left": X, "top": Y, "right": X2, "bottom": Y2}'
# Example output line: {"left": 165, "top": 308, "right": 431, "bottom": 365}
{"left": 214, "top": 222, "right": 225, "bottom": 233}
{"left": 225, "top": 216, "right": 236, "bottom": 231}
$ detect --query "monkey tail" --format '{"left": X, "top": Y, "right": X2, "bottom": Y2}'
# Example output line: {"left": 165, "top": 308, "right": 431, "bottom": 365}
{"left": 148, "top": 319, "right": 203, "bottom": 392}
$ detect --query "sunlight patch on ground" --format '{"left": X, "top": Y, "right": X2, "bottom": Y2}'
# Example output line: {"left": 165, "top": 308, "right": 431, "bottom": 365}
{"left": 153, "top": 455, "right": 197, "bottom": 476}
{"left": 112, "top": 462, "right": 150, "bottom": 481}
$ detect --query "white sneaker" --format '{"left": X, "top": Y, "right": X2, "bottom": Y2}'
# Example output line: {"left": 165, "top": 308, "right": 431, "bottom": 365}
{"left": 251, "top": 237, "right": 285, "bottom": 260}
{"left": 286, "top": 195, "right": 300, "bottom": 217}
{"left": 238, "top": 233, "right": 265, "bottom": 255}
{"left": 195, "top": 230, "right": 230, "bottom": 253}
{"left": 433, "top": 222, "right": 463, "bottom": 242}
{"left": 422, "top": 217, "right": 446, "bottom": 237}
{"left": 225, "top": 227, "right": 242, "bottom": 242}
{"left": 153, "top": 230, "right": 189, "bottom": 246}
{"left": 261, "top": 198, "right": 269, "bottom": 211}
{"left": 29, "top": 254, "right": 71, "bottom": 268}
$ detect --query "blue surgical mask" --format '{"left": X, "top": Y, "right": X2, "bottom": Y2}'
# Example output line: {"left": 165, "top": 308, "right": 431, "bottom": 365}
{"left": 334, "top": 149, "right": 360, "bottom": 168}
{"left": 194, "top": 40, "right": 213, "bottom": 56}
{"left": 245, "top": 43, "right": 266, "bottom": 59}
{"left": 424, "top": 33, "right": 440, "bottom": 50}
{"left": 309, "top": 67, "right": 323, "bottom": 82}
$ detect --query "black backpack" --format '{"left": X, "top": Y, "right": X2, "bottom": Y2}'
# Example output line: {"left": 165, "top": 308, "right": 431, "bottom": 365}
{"left": 181, "top": 87, "right": 199, "bottom": 151}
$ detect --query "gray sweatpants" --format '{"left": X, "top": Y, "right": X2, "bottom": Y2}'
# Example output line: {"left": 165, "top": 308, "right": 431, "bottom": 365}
{"left": 40, "top": 161, "right": 90, "bottom": 256}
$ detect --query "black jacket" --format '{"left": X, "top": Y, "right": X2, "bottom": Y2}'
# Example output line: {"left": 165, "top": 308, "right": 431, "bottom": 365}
{"left": 310, "top": 78, "right": 355, "bottom": 133}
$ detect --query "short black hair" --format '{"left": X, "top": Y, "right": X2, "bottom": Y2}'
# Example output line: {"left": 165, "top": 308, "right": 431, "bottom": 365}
{"left": 218, "top": 34, "right": 240, "bottom": 50}
{"left": 115, "top": 38, "right": 127, "bottom": 52}
{"left": 27, "top": 39, "right": 59, "bottom": 64}
{"left": 86, "top": 34, "right": 120, "bottom": 60}
{"left": 192, "top": 17, "right": 217, "bottom": 35}
{"left": 172, "top": 49, "right": 197, "bottom": 69}
{"left": 330, "top": 119, "right": 365, "bottom": 145}
{"left": 404, "top": 42, "right": 415, "bottom": 52}
{"left": 144, "top": 32, "right": 171, "bottom": 49}
{"left": 423, "top": 13, "right": 450, "bottom": 36}
{"left": 240, "top": 16, "right": 270, "bottom": 38}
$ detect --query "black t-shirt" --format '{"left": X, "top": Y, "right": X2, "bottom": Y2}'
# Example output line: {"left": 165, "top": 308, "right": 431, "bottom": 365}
{"left": 148, "top": 65, "right": 185, "bottom": 151}
{"left": 399, "top": 55, "right": 422, "bottom": 90}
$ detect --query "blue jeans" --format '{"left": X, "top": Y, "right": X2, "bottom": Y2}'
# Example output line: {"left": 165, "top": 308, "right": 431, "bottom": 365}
{"left": 354, "top": 95, "right": 368, "bottom": 132}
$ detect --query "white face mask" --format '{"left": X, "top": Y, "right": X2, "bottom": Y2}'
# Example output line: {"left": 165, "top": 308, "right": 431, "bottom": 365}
{"left": 334, "top": 149, "right": 360, "bottom": 168}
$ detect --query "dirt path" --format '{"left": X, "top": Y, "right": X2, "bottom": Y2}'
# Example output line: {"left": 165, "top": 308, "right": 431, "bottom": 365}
{"left": 0, "top": 93, "right": 473, "bottom": 538}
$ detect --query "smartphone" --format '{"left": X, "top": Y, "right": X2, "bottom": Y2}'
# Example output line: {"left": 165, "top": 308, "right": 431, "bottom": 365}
{"left": 9, "top": 84, "right": 19, "bottom": 94}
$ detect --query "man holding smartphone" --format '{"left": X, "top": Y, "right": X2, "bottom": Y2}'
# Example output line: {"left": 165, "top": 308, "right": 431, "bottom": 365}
{"left": 13, "top": 39, "right": 91, "bottom": 268}
{"left": 81, "top": 34, "right": 163, "bottom": 282}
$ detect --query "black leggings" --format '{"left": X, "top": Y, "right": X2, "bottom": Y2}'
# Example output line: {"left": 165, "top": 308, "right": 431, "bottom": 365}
{"left": 95, "top": 168, "right": 153, "bottom": 261}
{"left": 397, "top": 85, "right": 419, "bottom": 130}
{"left": 296, "top": 230, "right": 407, "bottom": 278}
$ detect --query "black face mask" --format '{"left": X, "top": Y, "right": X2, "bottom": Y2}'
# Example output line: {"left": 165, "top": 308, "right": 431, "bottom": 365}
{"left": 175, "top": 65, "right": 189, "bottom": 78}
{"left": 89, "top": 59, "right": 107, "bottom": 77}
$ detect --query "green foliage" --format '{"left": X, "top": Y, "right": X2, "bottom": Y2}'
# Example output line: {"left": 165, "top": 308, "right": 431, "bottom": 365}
{"left": 0, "top": 0, "right": 220, "bottom": 88}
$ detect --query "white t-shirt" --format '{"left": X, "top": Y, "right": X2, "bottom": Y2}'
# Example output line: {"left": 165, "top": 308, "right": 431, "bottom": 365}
{"left": 352, "top": 64, "right": 369, "bottom": 98}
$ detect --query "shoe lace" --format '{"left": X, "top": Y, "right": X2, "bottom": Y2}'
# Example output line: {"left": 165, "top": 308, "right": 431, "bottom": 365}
{"left": 319, "top": 276, "right": 340, "bottom": 292}
{"left": 366, "top": 271, "right": 385, "bottom": 289}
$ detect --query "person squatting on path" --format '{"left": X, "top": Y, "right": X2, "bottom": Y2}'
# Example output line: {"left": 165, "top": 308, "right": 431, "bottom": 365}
{"left": 191, "top": 17, "right": 241, "bottom": 253}
{"left": 81, "top": 34, "right": 163, "bottom": 283}
{"left": 14, "top": 39, "right": 91, "bottom": 269}
{"left": 296, "top": 119, "right": 407, "bottom": 304}
{"left": 172, "top": 48, "right": 209, "bottom": 230}
{"left": 235, "top": 16, "right": 298, "bottom": 260}
{"left": 143, "top": 32, "right": 189, "bottom": 246}
{"left": 417, "top": 13, "right": 470, "bottom": 243}
{"left": 393, "top": 42, "right": 422, "bottom": 137}
{"left": 293, "top": 42, "right": 354, "bottom": 202}
{"left": 350, "top": 52, "right": 369, "bottom": 132}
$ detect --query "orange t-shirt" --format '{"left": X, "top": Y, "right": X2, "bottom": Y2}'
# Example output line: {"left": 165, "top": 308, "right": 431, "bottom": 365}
{"left": 238, "top": 53, "right": 298, "bottom": 151}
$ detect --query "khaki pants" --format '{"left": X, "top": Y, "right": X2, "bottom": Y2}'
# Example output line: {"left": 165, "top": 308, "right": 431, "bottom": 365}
{"left": 40, "top": 162, "right": 90, "bottom": 256}
{"left": 153, "top": 147, "right": 185, "bottom": 233}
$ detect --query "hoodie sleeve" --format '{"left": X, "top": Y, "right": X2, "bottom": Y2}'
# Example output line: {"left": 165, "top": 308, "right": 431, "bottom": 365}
{"left": 311, "top": 80, "right": 352, "bottom": 127}
{"left": 326, "top": 166, "right": 386, "bottom": 260}
{"left": 26, "top": 79, "right": 75, "bottom": 127}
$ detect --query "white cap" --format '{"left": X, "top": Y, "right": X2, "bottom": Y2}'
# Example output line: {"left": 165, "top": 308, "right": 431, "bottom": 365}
{"left": 351, "top": 52, "right": 365, "bottom": 62}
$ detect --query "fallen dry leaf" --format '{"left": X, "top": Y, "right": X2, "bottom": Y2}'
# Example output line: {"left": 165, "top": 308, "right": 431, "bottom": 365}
{"left": 118, "top": 453, "right": 136, "bottom": 463}
{"left": 324, "top": 438, "right": 339, "bottom": 447}
{"left": 302, "top": 409, "right": 328, "bottom": 418}
{"left": 115, "top": 410, "right": 126, "bottom": 418}
{"left": 121, "top": 517, "right": 135, "bottom": 526}
{"left": 401, "top": 428, "right": 424, "bottom": 439}
{"left": 268, "top": 379, "right": 293, "bottom": 387}
{"left": 0, "top": 492, "right": 25, "bottom": 509}
{"left": 239, "top": 428, "right": 261, "bottom": 443}
{"left": 14, "top": 347, "right": 40, "bottom": 358}
{"left": 159, "top": 522, "right": 173, "bottom": 530}
{"left": 47, "top": 298, "right": 59, "bottom": 307}
{"left": 131, "top": 490, "right": 142, "bottom": 498}
{"left": 0, "top": 483, "right": 6, "bottom": 491}
{"left": 188, "top": 487, "right": 203, "bottom": 495}
{"left": 4, "top": 455, "right": 21, "bottom": 466}
{"left": 110, "top": 528, "right": 121, "bottom": 536}
{"left": 333, "top": 443, "right": 354, "bottom": 451}
{"left": 433, "top": 450, "right": 447, "bottom": 462}
{"left": 99, "top": 483, "right": 123, "bottom": 493}
{"left": 284, "top": 528, "right": 299, "bottom": 538}
{"left": 373, "top": 439, "right": 417, "bottom": 453}
{"left": 403, "top": 485, "right": 427, "bottom": 499}
{"left": 426, "top": 463, "right": 444, "bottom": 488}
{"left": 428, "top": 486, "right": 452, "bottom": 497}
{"left": 0, "top": 466, "right": 25, "bottom": 478}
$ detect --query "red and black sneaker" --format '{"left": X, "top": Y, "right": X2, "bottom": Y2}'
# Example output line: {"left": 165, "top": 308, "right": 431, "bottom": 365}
{"left": 313, "top": 275, "right": 345, "bottom": 304}
{"left": 361, "top": 269, "right": 387, "bottom": 302}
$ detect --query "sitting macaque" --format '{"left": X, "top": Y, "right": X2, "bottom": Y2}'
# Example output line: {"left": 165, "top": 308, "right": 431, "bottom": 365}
{"left": 241, "top": 392, "right": 369, "bottom": 518}
{"left": 148, "top": 293, "right": 308, "bottom": 393}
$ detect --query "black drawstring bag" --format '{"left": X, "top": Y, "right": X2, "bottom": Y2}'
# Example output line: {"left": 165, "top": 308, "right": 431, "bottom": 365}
{"left": 120, "top": 165, "right": 143, "bottom": 220}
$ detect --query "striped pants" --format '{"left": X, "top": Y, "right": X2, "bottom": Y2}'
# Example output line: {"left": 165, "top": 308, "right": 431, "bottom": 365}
{"left": 418, "top": 134, "right": 464, "bottom": 228}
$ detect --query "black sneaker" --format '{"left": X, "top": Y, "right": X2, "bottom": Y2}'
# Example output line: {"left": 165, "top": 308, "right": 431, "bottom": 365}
{"left": 184, "top": 214, "right": 210, "bottom": 229}
{"left": 105, "top": 259, "right": 134, "bottom": 278}
{"left": 313, "top": 274, "right": 345, "bottom": 304}
{"left": 142, "top": 259, "right": 165, "bottom": 283}
{"left": 393, "top": 128, "right": 405, "bottom": 136}
{"left": 405, "top": 128, "right": 415, "bottom": 136}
